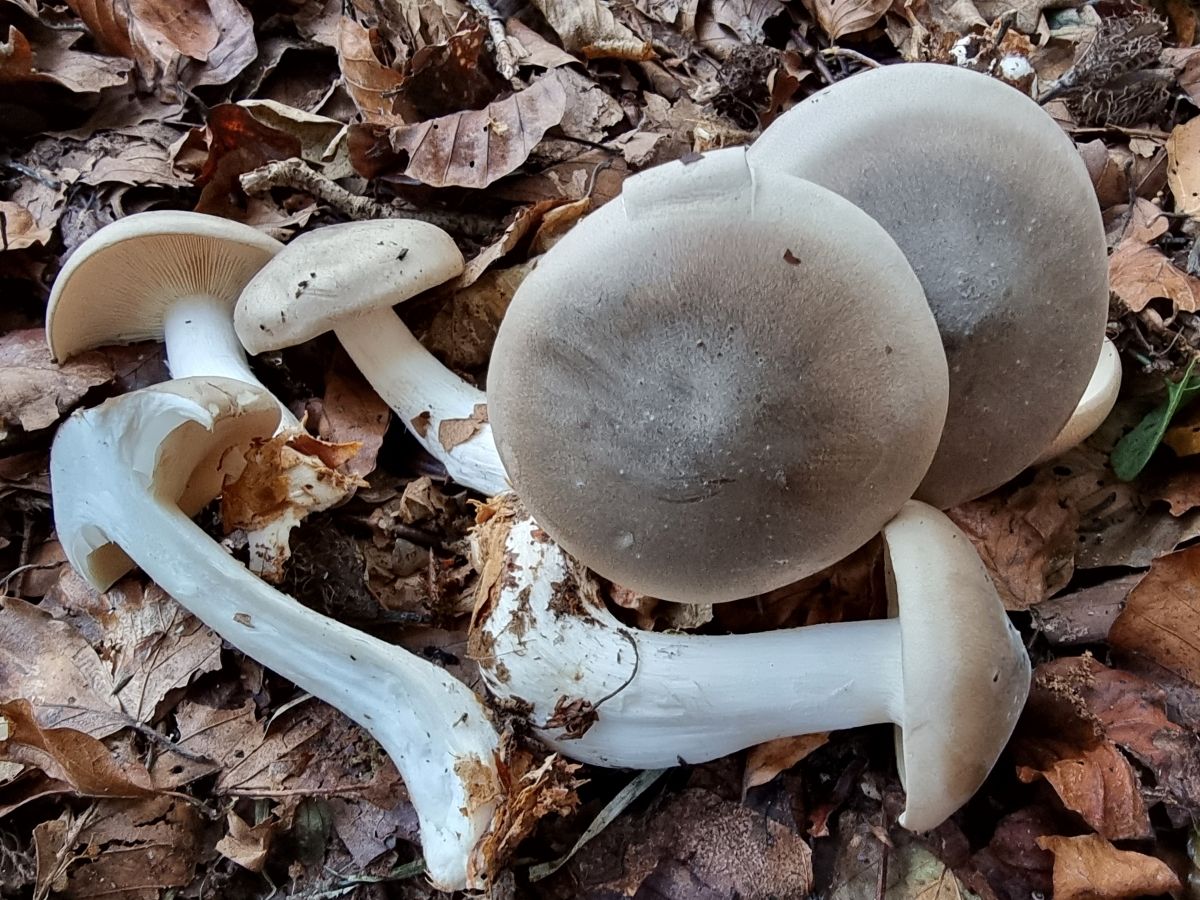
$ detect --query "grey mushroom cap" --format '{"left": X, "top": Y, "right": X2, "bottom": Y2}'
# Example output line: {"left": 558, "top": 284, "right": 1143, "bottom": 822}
{"left": 47, "top": 211, "right": 282, "bottom": 362}
{"left": 488, "top": 147, "right": 949, "bottom": 604}
{"left": 749, "top": 63, "right": 1108, "bottom": 508}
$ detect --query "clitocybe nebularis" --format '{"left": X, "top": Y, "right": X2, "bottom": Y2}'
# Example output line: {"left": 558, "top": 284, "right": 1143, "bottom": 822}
{"left": 46, "top": 210, "right": 359, "bottom": 580}
{"left": 1034, "top": 338, "right": 1122, "bottom": 464}
{"left": 50, "top": 377, "right": 504, "bottom": 891}
{"left": 487, "top": 147, "right": 949, "bottom": 604}
{"left": 470, "top": 496, "right": 1030, "bottom": 831}
{"left": 235, "top": 220, "right": 507, "bottom": 495}
{"left": 750, "top": 64, "right": 1109, "bottom": 508}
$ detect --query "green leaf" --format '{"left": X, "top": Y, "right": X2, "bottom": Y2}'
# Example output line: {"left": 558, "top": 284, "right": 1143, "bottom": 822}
{"left": 1112, "top": 357, "right": 1200, "bottom": 481}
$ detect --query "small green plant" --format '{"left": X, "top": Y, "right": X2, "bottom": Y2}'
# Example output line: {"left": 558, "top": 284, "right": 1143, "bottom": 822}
{"left": 1111, "top": 357, "right": 1200, "bottom": 481}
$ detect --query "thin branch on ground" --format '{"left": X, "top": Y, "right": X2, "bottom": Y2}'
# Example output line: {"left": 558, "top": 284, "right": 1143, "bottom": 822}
{"left": 239, "top": 158, "right": 498, "bottom": 239}
{"left": 466, "top": 0, "right": 518, "bottom": 80}
{"left": 820, "top": 47, "right": 881, "bottom": 69}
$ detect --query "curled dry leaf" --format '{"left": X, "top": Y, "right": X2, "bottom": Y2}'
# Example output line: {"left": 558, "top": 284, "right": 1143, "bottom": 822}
{"left": 0, "top": 699, "right": 154, "bottom": 798}
{"left": 0, "top": 201, "right": 53, "bottom": 251}
{"left": 215, "top": 810, "right": 276, "bottom": 872}
{"left": 0, "top": 24, "right": 132, "bottom": 94}
{"left": 946, "top": 476, "right": 1078, "bottom": 610}
{"left": 531, "top": 0, "right": 653, "bottom": 59}
{"left": 1109, "top": 237, "right": 1200, "bottom": 314}
{"left": 336, "top": 17, "right": 406, "bottom": 125}
{"left": 361, "top": 75, "right": 569, "bottom": 188}
{"left": 1167, "top": 117, "right": 1200, "bottom": 218}
{"left": 1110, "top": 544, "right": 1200, "bottom": 686}
{"left": 802, "top": 0, "right": 891, "bottom": 40}
{"left": 221, "top": 431, "right": 366, "bottom": 583}
{"left": 743, "top": 733, "right": 829, "bottom": 793}
{"left": 1035, "top": 833, "right": 1180, "bottom": 900}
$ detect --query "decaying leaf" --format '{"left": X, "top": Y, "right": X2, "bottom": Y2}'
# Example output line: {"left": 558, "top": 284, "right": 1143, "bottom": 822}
{"left": 803, "top": 0, "right": 891, "bottom": 40}
{"left": 316, "top": 359, "right": 391, "bottom": 479}
{"left": 1110, "top": 544, "right": 1200, "bottom": 686}
{"left": 0, "top": 24, "right": 131, "bottom": 94}
{"left": 1167, "top": 117, "right": 1200, "bottom": 218}
{"left": 361, "top": 75, "right": 568, "bottom": 188}
{"left": 743, "top": 733, "right": 829, "bottom": 792}
{"left": 216, "top": 809, "right": 276, "bottom": 872}
{"left": 1036, "top": 833, "right": 1180, "bottom": 900}
{"left": 1109, "top": 237, "right": 1200, "bottom": 314}
{"left": 439, "top": 402, "right": 489, "bottom": 452}
{"left": 0, "top": 699, "right": 153, "bottom": 798}
{"left": 531, "top": 0, "right": 653, "bottom": 59}
{"left": 221, "top": 430, "right": 366, "bottom": 582}
{"left": 946, "top": 476, "right": 1078, "bottom": 610}
{"left": 336, "top": 17, "right": 406, "bottom": 125}
{"left": 0, "top": 330, "right": 114, "bottom": 438}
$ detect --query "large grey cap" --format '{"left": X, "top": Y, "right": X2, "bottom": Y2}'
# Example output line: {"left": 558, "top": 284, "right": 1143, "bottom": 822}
{"left": 749, "top": 63, "right": 1108, "bottom": 508}
{"left": 488, "top": 147, "right": 949, "bottom": 604}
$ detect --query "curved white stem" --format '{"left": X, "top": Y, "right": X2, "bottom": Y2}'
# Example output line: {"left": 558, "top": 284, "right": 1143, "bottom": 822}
{"left": 51, "top": 381, "right": 502, "bottom": 891}
{"left": 163, "top": 294, "right": 299, "bottom": 429}
{"left": 473, "top": 508, "right": 904, "bottom": 768}
{"left": 1033, "top": 338, "right": 1122, "bottom": 464}
{"left": 335, "top": 310, "right": 508, "bottom": 494}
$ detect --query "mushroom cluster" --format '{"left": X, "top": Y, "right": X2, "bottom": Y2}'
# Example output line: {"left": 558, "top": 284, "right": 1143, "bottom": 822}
{"left": 43, "top": 62, "right": 1118, "bottom": 888}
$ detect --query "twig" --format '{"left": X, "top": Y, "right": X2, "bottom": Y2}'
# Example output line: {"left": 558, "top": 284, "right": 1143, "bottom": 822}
{"left": 820, "top": 47, "right": 882, "bottom": 69}
{"left": 790, "top": 30, "right": 836, "bottom": 85}
{"left": 239, "top": 158, "right": 497, "bottom": 239}
{"left": 466, "top": 0, "right": 518, "bottom": 80}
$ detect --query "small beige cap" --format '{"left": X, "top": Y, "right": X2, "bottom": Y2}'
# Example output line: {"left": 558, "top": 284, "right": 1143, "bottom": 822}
{"left": 47, "top": 211, "right": 282, "bottom": 362}
{"left": 235, "top": 220, "right": 465, "bottom": 354}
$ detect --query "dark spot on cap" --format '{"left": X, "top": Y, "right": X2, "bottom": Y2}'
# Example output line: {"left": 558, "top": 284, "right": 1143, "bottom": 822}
{"left": 783, "top": 249, "right": 801, "bottom": 265}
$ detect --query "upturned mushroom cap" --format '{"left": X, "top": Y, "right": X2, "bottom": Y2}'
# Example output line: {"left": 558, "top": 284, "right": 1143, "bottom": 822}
{"left": 749, "top": 64, "right": 1109, "bottom": 508}
{"left": 883, "top": 500, "right": 1030, "bottom": 831}
{"left": 235, "top": 220, "right": 465, "bottom": 353}
{"left": 488, "top": 147, "right": 949, "bottom": 604}
{"left": 47, "top": 211, "right": 282, "bottom": 362}
{"left": 54, "top": 377, "right": 281, "bottom": 591}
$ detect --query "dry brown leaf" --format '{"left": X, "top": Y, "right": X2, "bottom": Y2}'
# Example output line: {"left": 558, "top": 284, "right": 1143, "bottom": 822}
{"left": 0, "top": 699, "right": 153, "bottom": 798}
{"left": 507, "top": 19, "right": 580, "bottom": 68}
{"left": 0, "top": 24, "right": 132, "bottom": 93}
{"left": 1154, "top": 465, "right": 1200, "bottom": 515}
{"left": 711, "top": 0, "right": 786, "bottom": 42}
{"left": 531, "top": 0, "right": 653, "bottom": 59}
{"left": 0, "top": 596, "right": 127, "bottom": 737}
{"left": 336, "top": 17, "right": 406, "bottom": 125}
{"left": 317, "top": 358, "right": 391, "bottom": 479}
{"left": 1031, "top": 575, "right": 1138, "bottom": 646}
{"left": 424, "top": 261, "right": 534, "bottom": 370}
{"left": 79, "top": 140, "right": 192, "bottom": 188}
{"left": 803, "top": 0, "right": 890, "bottom": 40}
{"left": 42, "top": 571, "right": 222, "bottom": 724}
{"left": 1109, "top": 237, "right": 1200, "bottom": 314}
{"left": 216, "top": 810, "right": 276, "bottom": 872}
{"left": 1163, "top": 402, "right": 1200, "bottom": 457}
{"left": 35, "top": 797, "right": 204, "bottom": 900}
{"left": 330, "top": 796, "right": 420, "bottom": 867}
{"left": 1036, "top": 834, "right": 1180, "bottom": 900}
{"left": 1017, "top": 741, "right": 1152, "bottom": 840}
{"left": 370, "top": 75, "right": 568, "bottom": 188}
{"left": 0, "top": 329, "right": 117, "bottom": 437}
{"left": 1168, "top": 113, "right": 1200, "bottom": 218}
{"left": 946, "top": 477, "right": 1078, "bottom": 610}
{"left": 1107, "top": 198, "right": 1170, "bottom": 244}
{"left": 1110, "top": 544, "right": 1200, "bottom": 686}
{"left": 0, "top": 201, "right": 53, "bottom": 251}
{"left": 743, "top": 733, "right": 829, "bottom": 792}
{"left": 439, "top": 402, "right": 490, "bottom": 452}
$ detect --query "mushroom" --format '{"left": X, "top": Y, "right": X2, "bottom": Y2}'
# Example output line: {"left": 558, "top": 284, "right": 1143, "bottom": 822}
{"left": 487, "top": 146, "right": 949, "bottom": 603}
{"left": 234, "top": 220, "right": 506, "bottom": 495}
{"left": 51, "top": 377, "right": 504, "bottom": 891}
{"left": 1033, "top": 338, "right": 1122, "bottom": 464}
{"left": 46, "top": 210, "right": 358, "bottom": 580}
{"left": 470, "top": 495, "right": 1030, "bottom": 831}
{"left": 47, "top": 211, "right": 286, "bottom": 409}
{"left": 749, "top": 63, "right": 1109, "bottom": 508}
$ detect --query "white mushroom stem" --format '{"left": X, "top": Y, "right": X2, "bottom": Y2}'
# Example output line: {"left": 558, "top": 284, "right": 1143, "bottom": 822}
{"left": 1033, "top": 338, "right": 1122, "bottom": 464}
{"left": 475, "top": 511, "right": 898, "bottom": 767}
{"left": 52, "top": 380, "right": 502, "bottom": 891}
{"left": 163, "top": 294, "right": 299, "bottom": 429}
{"left": 334, "top": 311, "right": 508, "bottom": 494}
{"left": 472, "top": 497, "right": 1030, "bottom": 830}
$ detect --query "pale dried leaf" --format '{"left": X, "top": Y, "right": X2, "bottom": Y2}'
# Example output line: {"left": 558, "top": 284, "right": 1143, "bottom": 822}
{"left": 531, "top": 0, "right": 653, "bottom": 58}
{"left": 508, "top": 19, "right": 581, "bottom": 67}
{"left": 1036, "top": 834, "right": 1180, "bottom": 900}
{"left": 383, "top": 75, "right": 568, "bottom": 188}
{"left": 803, "top": 0, "right": 890, "bottom": 40}
{"left": 439, "top": 402, "right": 490, "bottom": 451}
{"left": 743, "top": 733, "right": 828, "bottom": 792}
{"left": 0, "top": 201, "right": 53, "bottom": 251}
{"left": 1168, "top": 107, "right": 1200, "bottom": 218}
{"left": 0, "top": 24, "right": 131, "bottom": 93}
{"left": 1108, "top": 237, "right": 1200, "bottom": 313}
{"left": 216, "top": 810, "right": 276, "bottom": 872}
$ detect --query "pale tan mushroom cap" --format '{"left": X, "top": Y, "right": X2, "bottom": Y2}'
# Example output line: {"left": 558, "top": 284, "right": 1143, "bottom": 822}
{"left": 47, "top": 211, "right": 282, "bottom": 362}
{"left": 489, "top": 147, "right": 949, "bottom": 604}
{"left": 750, "top": 64, "right": 1109, "bottom": 508}
{"left": 235, "top": 220, "right": 465, "bottom": 354}
{"left": 882, "top": 500, "right": 1031, "bottom": 831}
